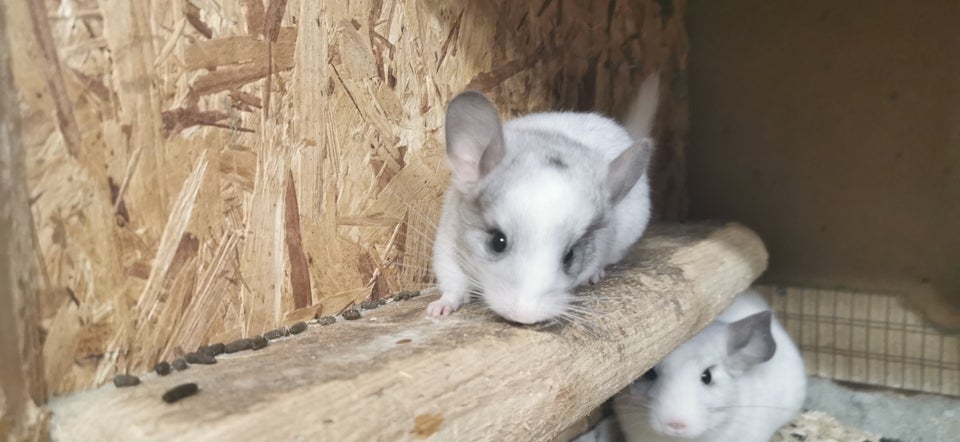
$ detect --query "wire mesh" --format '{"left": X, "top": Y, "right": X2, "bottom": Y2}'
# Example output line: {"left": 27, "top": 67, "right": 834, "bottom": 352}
{"left": 756, "top": 285, "right": 959, "bottom": 397}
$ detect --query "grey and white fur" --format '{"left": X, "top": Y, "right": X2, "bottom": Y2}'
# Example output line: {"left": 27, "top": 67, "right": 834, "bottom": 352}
{"left": 427, "top": 74, "right": 660, "bottom": 324}
{"left": 613, "top": 291, "right": 807, "bottom": 442}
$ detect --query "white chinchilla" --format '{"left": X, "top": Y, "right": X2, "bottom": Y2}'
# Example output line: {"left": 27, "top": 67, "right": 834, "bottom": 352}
{"left": 613, "top": 290, "right": 807, "bottom": 442}
{"left": 427, "top": 74, "right": 661, "bottom": 324}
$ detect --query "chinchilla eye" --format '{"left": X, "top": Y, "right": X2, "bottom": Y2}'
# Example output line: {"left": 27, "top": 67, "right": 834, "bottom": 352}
{"left": 488, "top": 229, "right": 507, "bottom": 253}
{"left": 562, "top": 248, "right": 574, "bottom": 267}
{"left": 701, "top": 368, "right": 712, "bottom": 385}
{"left": 642, "top": 368, "right": 658, "bottom": 381}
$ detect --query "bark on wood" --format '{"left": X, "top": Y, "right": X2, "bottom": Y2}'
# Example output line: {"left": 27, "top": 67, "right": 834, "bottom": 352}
{"left": 48, "top": 222, "right": 766, "bottom": 441}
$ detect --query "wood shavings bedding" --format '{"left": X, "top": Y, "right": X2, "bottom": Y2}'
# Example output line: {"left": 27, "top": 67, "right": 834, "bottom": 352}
{"left": 772, "top": 410, "right": 881, "bottom": 442}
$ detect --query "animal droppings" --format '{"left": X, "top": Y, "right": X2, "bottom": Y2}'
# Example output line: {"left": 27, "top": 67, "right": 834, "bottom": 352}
{"left": 250, "top": 336, "right": 269, "bottom": 350}
{"left": 172, "top": 358, "right": 189, "bottom": 371}
{"left": 317, "top": 316, "right": 337, "bottom": 325}
{"left": 113, "top": 374, "right": 140, "bottom": 387}
{"left": 185, "top": 351, "right": 217, "bottom": 365}
{"left": 395, "top": 290, "right": 421, "bottom": 301}
{"left": 201, "top": 343, "right": 225, "bottom": 356}
{"left": 289, "top": 322, "right": 308, "bottom": 334}
{"left": 162, "top": 383, "right": 199, "bottom": 404}
{"left": 378, "top": 298, "right": 387, "bottom": 305}
{"left": 155, "top": 361, "right": 172, "bottom": 376}
{"left": 263, "top": 328, "right": 286, "bottom": 340}
{"left": 342, "top": 309, "right": 361, "bottom": 320}
{"left": 360, "top": 300, "right": 379, "bottom": 310}
{"left": 224, "top": 338, "right": 254, "bottom": 353}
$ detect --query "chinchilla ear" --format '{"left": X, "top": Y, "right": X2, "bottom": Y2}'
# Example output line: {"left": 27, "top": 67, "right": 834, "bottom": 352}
{"left": 444, "top": 91, "right": 506, "bottom": 192}
{"left": 726, "top": 310, "right": 777, "bottom": 372}
{"left": 606, "top": 138, "right": 652, "bottom": 204}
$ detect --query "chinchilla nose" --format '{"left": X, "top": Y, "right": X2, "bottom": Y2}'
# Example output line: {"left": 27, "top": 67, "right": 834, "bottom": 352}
{"left": 499, "top": 310, "right": 541, "bottom": 325}
{"left": 667, "top": 420, "right": 687, "bottom": 430}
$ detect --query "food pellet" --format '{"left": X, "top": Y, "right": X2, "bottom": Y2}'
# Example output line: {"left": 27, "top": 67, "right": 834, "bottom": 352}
{"left": 113, "top": 374, "right": 140, "bottom": 387}
{"left": 317, "top": 316, "right": 337, "bottom": 326}
{"left": 224, "top": 338, "right": 254, "bottom": 353}
{"left": 342, "top": 309, "right": 361, "bottom": 320}
{"left": 289, "top": 322, "right": 308, "bottom": 334}
{"left": 185, "top": 351, "right": 216, "bottom": 365}
{"left": 155, "top": 361, "right": 172, "bottom": 376}
{"left": 360, "top": 300, "right": 379, "bottom": 310}
{"left": 263, "top": 328, "right": 286, "bottom": 340}
{"left": 172, "top": 358, "right": 189, "bottom": 371}
{"left": 250, "top": 336, "right": 269, "bottom": 350}
{"left": 201, "top": 343, "right": 225, "bottom": 356}
{"left": 162, "top": 383, "right": 199, "bottom": 404}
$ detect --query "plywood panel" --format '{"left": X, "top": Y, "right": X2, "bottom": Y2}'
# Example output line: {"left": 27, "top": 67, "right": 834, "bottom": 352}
{"left": 686, "top": 0, "right": 960, "bottom": 327}
{"left": 6, "top": 0, "right": 688, "bottom": 394}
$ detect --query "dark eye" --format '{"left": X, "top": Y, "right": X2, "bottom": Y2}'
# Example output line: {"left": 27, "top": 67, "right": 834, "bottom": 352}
{"left": 641, "top": 368, "right": 658, "bottom": 381}
{"left": 488, "top": 229, "right": 507, "bottom": 253}
{"left": 701, "top": 368, "right": 712, "bottom": 385}
{"left": 562, "top": 248, "right": 574, "bottom": 267}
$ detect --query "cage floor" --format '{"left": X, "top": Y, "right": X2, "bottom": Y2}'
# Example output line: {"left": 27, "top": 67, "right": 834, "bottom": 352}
{"left": 802, "top": 376, "right": 959, "bottom": 442}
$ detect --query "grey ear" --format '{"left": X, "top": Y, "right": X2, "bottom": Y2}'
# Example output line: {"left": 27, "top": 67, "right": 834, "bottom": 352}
{"left": 726, "top": 310, "right": 777, "bottom": 371}
{"left": 444, "top": 91, "right": 506, "bottom": 192}
{"left": 606, "top": 139, "right": 653, "bottom": 204}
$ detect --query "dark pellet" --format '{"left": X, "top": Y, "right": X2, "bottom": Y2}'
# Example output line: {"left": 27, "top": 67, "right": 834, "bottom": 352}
{"left": 378, "top": 298, "right": 387, "bottom": 305}
{"left": 395, "top": 290, "right": 421, "bottom": 301}
{"left": 162, "top": 383, "right": 199, "bottom": 404}
{"left": 317, "top": 316, "right": 336, "bottom": 326}
{"left": 250, "top": 336, "right": 269, "bottom": 350}
{"left": 113, "top": 374, "right": 140, "bottom": 387}
{"left": 224, "top": 338, "right": 254, "bottom": 353}
{"left": 342, "top": 309, "right": 361, "bottom": 320}
{"left": 263, "top": 328, "right": 286, "bottom": 340}
{"left": 155, "top": 361, "right": 172, "bottom": 376}
{"left": 360, "top": 300, "right": 379, "bottom": 310}
{"left": 289, "top": 322, "right": 308, "bottom": 334}
{"left": 172, "top": 358, "right": 189, "bottom": 371}
{"left": 201, "top": 343, "right": 225, "bottom": 356}
{"left": 185, "top": 351, "right": 217, "bottom": 365}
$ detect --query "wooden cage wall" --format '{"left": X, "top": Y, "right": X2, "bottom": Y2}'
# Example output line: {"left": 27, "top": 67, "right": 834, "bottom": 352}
{"left": 0, "top": 0, "right": 689, "bottom": 420}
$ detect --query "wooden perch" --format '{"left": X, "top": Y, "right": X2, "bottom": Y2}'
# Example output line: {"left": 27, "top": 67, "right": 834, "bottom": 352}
{"left": 47, "top": 222, "right": 767, "bottom": 441}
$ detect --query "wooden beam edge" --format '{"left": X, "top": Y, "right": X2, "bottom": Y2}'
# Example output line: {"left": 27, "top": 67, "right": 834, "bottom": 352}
{"left": 48, "top": 222, "right": 767, "bottom": 441}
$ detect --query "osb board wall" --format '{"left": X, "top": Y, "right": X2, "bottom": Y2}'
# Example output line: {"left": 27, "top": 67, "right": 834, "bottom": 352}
{"left": 686, "top": 0, "right": 960, "bottom": 328}
{"left": 4, "top": 0, "right": 688, "bottom": 395}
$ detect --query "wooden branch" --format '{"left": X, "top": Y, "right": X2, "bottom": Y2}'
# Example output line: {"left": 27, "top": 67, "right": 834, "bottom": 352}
{"left": 48, "top": 222, "right": 767, "bottom": 441}
{"left": 0, "top": 1, "right": 48, "bottom": 438}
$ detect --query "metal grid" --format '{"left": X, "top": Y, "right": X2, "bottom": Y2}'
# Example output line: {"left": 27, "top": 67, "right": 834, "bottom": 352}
{"left": 756, "top": 285, "right": 960, "bottom": 397}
